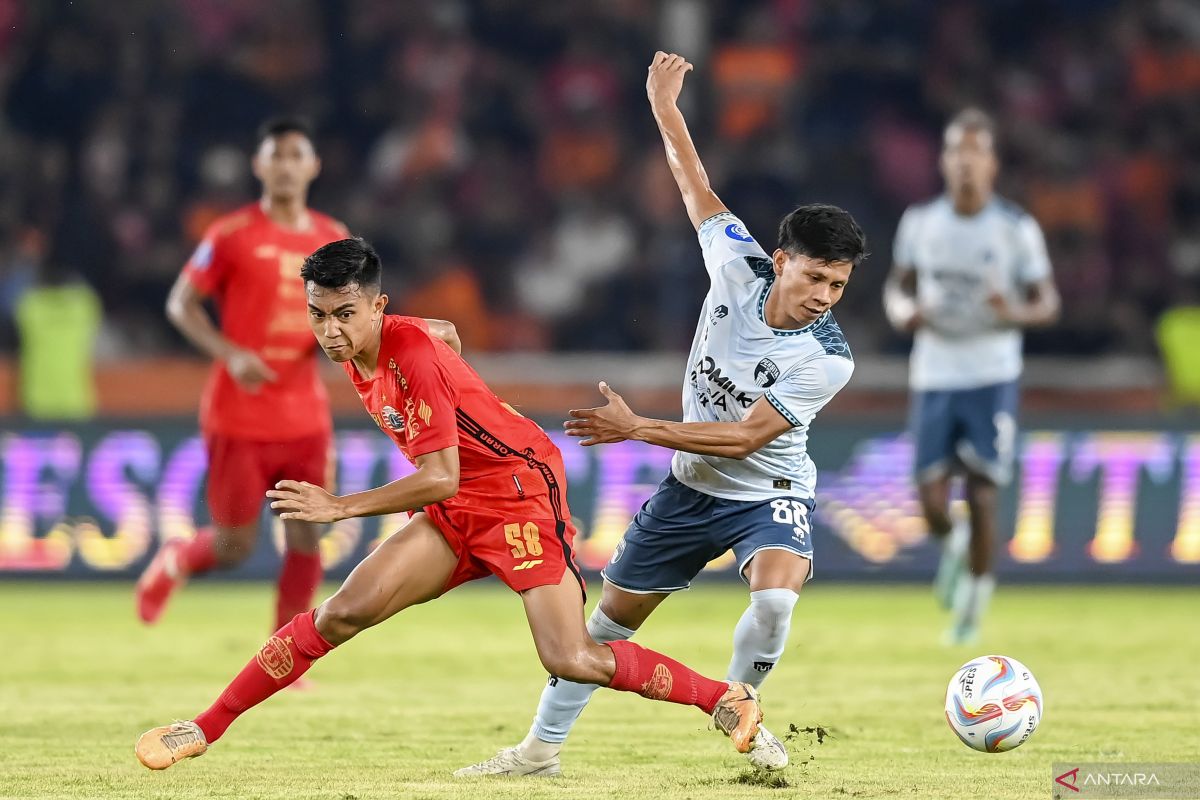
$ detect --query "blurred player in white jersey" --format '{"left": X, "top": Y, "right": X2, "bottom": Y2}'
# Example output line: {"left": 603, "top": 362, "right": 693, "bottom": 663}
{"left": 884, "top": 109, "right": 1060, "bottom": 644}
{"left": 457, "top": 52, "right": 866, "bottom": 778}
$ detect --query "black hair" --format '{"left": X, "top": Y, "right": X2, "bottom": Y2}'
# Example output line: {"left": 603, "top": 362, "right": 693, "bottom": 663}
{"left": 256, "top": 116, "right": 315, "bottom": 148}
{"left": 777, "top": 204, "right": 868, "bottom": 267}
{"left": 301, "top": 238, "right": 382, "bottom": 291}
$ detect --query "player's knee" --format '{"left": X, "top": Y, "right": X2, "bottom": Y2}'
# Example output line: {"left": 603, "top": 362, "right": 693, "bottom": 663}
{"left": 918, "top": 496, "right": 952, "bottom": 534}
{"left": 750, "top": 589, "right": 800, "bottom": 638}
{"left": 595, "top": 601, "right": 642, "bottom": 635}
{"left": 538, "top": 644, "right": 597, "bottom": 684}
{"left": 212, "top": 533, "right": 255, "bottom": 567}
{"left": 314, "top": 596, "right": 374, "bottom": 645}
{"left": 283, "top": 521, "right": 324, "bottom": 554}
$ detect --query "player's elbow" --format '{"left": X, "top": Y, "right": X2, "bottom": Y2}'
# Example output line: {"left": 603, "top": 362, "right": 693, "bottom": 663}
{"left": 729, "top": 427, "right": 776, "bottom": 460}
{"left": 1043, "top": 297, "right": 1063, "bottom": 326}
{"left": 425, "top": 469, "right": 459, "bottom": 503}
{"left": 164, "top": 294, "right": 185, "bottom": 326}
{"left": 164, "top": 289, "right": 197, "bottom": 329}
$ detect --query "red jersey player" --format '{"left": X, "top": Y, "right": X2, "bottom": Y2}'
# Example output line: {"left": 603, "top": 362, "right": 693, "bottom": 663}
{"left": 135, "top": 238, "right": 765, "bottom": 774}
{"left": 136, "top": 118, "right": 350, "bottom": 630}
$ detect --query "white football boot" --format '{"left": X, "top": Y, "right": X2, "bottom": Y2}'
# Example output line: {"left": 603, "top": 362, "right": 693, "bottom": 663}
{"left": 746, "top": 724, "right": 788, "bottom": 770}
{"left": 453, "top": 746, "right": 562, "bottom": 778}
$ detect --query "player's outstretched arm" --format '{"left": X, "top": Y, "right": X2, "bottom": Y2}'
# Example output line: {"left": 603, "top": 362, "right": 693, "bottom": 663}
{"left": 565, "top": 383, "right": 790, "bottom": 460}
{"left": 647, "top": 51, "right": 728, "bottom": 230}
{"left": 166, "top": 272, "right": 278, "bottom": 390}
{"left": 268, "top": 446, "right": 460, "bottom": 523}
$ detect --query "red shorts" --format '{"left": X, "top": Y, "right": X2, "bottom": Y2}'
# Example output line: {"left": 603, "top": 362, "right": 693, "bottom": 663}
{"left": 203, "top": 431, "right": 333, "bottom": 527}
{"left": 425, "top": 452, "right": 585, "bottom": 596}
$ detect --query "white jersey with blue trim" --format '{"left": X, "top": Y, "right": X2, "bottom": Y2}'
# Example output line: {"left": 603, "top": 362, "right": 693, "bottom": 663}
{"left": 894, "top": 195, "right": 1052, "bottom": 391}
{"left": 671, "top": 212, "right": 855, "bottom": 502}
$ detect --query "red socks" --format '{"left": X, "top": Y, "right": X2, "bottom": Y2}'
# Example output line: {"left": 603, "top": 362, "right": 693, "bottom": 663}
{"left": 605, "top": 639, "right": 728, "bottom": 714}
{"left": 274, "top": 550, "right": 323, "bottom": 630}
{"left": 179, "top": 529, "right": 218, "bottom": 575}
{"left": 193, "top": 610, "right": 335, "bottom": 743}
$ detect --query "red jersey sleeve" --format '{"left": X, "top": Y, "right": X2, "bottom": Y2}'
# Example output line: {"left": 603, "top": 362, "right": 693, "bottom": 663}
{"left": 396, "top": 316, "right": 430, "bottom": 333}
{"left": 181, "top": 222, "right": 232, "bottom": 297}
{"left": 390, "top": 325, "right": 460, "bottom": 458}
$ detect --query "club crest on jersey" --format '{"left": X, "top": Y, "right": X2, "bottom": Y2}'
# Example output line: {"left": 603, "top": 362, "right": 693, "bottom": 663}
{"left": 725, "top": 222, "right": 754, "bottom": 243}
{"left": 381, "top": 405, "right": 404, "bottom": 432}
{"left": 754, "top": 358, "right": 780, "bottom": 387}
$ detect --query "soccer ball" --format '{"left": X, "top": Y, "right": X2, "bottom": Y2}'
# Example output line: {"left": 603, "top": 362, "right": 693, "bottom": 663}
{"left": 944, "top": 655, "right": 1043, "bottom": 753}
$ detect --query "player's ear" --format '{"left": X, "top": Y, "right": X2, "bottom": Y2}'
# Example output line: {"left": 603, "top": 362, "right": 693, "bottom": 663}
{"left": 772, "top": 248, "right": 787, "bottom": 276}
{"left": 374, "top": 292, "right": 388, "bottom": 314}
{"left": 250, "top": 139, "right": 270, "bottom": 181}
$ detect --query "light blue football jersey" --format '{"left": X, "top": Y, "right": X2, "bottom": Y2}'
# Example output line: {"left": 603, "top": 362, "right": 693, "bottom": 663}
{"left": 893, "top": 195, "right": 1052, "bottom": 391}
{"left": 670, "top": 212, "right": 854, "bottom": 502}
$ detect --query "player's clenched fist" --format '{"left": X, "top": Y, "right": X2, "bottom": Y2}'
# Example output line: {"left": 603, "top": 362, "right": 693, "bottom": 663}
{"left": 646, "top": 51, "right": 693, "bottom": 110}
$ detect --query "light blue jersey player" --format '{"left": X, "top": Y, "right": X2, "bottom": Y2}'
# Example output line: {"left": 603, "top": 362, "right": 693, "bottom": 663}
{"left": 884, "top": 109, "right": 1060, "bottom": 645}
{"left": 457, "top": 52, "right": 867, "bottom": 778}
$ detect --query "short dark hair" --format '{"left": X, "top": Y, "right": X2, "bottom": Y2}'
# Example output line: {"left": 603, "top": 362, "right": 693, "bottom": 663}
{"left": 256, "top": 116, "right": 314, "bottom": 148}
{"left": 945, "top": 108, "right": 996, "bottom": 143}
{"left": 301, "top": 238, "right": 382, "bottom": 291}
{"left": 777, "top": 204, "right": 868, "bottom": 267}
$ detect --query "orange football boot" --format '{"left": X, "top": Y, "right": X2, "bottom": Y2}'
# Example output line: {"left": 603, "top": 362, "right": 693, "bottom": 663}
{"left": 135, "top": 721, "right": 208, "bottom": 770}
{"left": 712, "top": 682, "right": 763, "bottom": 753}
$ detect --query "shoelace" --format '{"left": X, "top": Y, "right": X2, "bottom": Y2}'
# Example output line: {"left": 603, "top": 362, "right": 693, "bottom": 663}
{"left": 161, "top": 721, "right": 202, "bottom": 750}
{"left": 475, "top": 750, "right": 522, "bottom": 770}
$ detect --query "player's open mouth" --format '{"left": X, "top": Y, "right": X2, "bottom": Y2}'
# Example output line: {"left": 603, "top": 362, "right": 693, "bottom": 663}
{"left": 803, "top": 306, "right": 824, "bottom": 317}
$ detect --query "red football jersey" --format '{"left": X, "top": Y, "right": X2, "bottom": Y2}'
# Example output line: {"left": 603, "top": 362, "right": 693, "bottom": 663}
{"left": 346, "top": 315, "right": 560, "bottom": 506}
{"left": 182, "top": 203, "right": 349, "bottom": 440}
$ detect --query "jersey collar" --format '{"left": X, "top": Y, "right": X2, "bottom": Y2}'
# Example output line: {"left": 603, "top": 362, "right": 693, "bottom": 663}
{"left": 757, "top": 276, "right": 826, "bottom": 337}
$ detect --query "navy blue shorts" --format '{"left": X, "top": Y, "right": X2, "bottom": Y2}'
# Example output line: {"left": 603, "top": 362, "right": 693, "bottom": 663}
{"left": 600, "top": 474, "right": 815, "bottom": 594}
{"left": 910, "top": 380, "right": 1019, "bottom": 486}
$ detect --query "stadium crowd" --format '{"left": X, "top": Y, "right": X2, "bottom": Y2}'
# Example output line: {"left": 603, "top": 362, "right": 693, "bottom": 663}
{"left": 0, "top": 0, "right": 1197, "bottom": 357}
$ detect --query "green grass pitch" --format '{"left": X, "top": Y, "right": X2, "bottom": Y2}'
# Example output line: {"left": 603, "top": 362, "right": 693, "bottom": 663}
{"left": 1, "top": 581, "right": 1196, "bottom": 799}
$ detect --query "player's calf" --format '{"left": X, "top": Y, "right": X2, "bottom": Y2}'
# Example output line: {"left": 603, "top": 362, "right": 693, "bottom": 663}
{"left": 313, "top": 594, "right": 381, "bottom": 645}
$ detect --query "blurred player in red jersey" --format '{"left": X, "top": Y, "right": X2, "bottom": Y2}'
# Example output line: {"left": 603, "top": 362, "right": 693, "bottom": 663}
{"left": 135, "top": 118, "right": 353, "bottom": 629}
{"left": 135, "top": 238, "right": 765, "bottom": 774}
